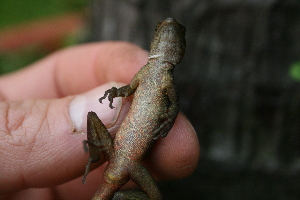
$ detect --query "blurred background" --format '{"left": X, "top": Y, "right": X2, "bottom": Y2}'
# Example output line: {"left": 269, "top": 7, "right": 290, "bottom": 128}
{"left": 0, "top": 0, "right": 87, "bottom": 74}
{"left": 1, "top": 0, "right": 300, "bottom": 199}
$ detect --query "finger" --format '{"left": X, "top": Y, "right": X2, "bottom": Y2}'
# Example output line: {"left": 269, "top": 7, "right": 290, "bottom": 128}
{"left": 0, "top": 42, "right": 148, "bottom": 100}
{"left": 0, "top": 188, "right": 53, "bottom": 200}
{"left": 0, "top": 83, "right": 123, "bottom": 194}
{"left": 0, "top": 81, "right": 199, "bottom": 195}
{"left": 144, "top": 113, "right": 200, "bottom": 180}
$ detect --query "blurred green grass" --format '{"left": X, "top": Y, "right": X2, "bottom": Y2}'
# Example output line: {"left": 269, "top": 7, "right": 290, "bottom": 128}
{"left": 0, "top": 0, "right": 86, "bottom": 29}
{"left": 289, "top": 61, "right": 300, "bottom": 81}
{"left": 0, "top": 0, "right": 87, "bottom": 75}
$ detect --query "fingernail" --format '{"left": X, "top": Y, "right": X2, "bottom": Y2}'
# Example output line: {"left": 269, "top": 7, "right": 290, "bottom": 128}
{"left": 69, "top": 82, "right": 124, "bottom": 133}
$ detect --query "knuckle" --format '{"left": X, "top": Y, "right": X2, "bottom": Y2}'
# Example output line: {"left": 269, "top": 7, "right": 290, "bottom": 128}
{"left": 0, "top": 100, "right": 49, "bottom": 148}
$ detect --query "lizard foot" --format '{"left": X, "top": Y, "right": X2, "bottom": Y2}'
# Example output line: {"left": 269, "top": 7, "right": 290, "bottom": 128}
{"left": 153, "top": 116, "right": 174, "bottom": 140}
{"left": 99, "top": 87, "right": 118, "bottom": 109}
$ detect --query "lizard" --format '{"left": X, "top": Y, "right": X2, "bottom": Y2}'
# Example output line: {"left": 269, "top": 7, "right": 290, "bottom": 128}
{"left": 82, "top": 17, "right": 186, "bottom": 200}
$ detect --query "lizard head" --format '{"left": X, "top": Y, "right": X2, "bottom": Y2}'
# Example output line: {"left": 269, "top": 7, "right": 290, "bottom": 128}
{"left": 149, "top": 17, "right": 186, "bottom": 67}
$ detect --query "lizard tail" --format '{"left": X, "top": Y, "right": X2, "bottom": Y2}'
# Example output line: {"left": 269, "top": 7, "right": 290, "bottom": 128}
{"left": 112, "top": 190, "right": 150, "bottom": 200}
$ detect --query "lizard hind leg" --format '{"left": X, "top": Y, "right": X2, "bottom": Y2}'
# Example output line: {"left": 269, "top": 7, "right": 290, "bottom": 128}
{"left": 122, "top": 163, "right": 163, "bottom": 200}
{"left": 82, "top": 111, "right": 114, "bottom": 184}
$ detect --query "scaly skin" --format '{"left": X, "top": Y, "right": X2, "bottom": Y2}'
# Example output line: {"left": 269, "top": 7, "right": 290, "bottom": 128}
{"left": 83, "top": 18, "right": 186, "bottom": 200}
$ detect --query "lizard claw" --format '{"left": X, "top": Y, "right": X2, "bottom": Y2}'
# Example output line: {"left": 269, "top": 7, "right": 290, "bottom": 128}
{"left": 99, "top": 87, "right": 118, "bottom": 109}
{"left": 153, "top": 117, "right": 173, "bottom": 140}
{"left": 153, "top": 125, "right": 171, "bottom": 140}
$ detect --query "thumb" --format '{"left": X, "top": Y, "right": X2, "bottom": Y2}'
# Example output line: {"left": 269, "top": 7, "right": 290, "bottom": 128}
{"left": 0, "top": 82, "right": 128, "bottom": 194}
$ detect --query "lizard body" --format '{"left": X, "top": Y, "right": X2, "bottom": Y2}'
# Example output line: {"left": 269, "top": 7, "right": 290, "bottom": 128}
{"left": 83, "top": 18, "right": 186, "bottom": 200}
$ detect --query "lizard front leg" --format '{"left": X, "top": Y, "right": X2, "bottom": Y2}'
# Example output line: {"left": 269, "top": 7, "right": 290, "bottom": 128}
{"left": 99, "top": 85, "right": 135, "bottom": 109}
{"left": 153, "top": 84, "right": 179, "bottom": 140}
{"left": 99, "top": 70, "right": 142, "bottom": 109}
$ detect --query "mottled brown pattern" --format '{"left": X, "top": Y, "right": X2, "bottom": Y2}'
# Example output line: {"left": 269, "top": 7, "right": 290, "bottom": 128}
{"left": 83, "top": 18, "right": 186, "bottom": 200}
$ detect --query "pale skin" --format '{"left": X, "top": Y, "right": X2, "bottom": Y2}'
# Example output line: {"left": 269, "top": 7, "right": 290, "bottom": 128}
{"left": 0, "top": 42, "right": 200, "bottom": 200}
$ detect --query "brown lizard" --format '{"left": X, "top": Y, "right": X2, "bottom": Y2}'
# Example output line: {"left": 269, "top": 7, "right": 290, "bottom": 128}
{"left": 82, "top": 17, "right": 186, "bottom": 200}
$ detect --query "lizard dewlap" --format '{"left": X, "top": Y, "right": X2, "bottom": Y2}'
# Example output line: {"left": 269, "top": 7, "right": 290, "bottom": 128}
{"left": 83, "top": 17, "right": 186, "bottom": 200}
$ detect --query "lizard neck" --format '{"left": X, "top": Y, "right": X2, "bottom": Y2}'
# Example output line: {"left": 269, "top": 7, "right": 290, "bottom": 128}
{"left": 147, "top": 56, "right": 175, "bottom": 71}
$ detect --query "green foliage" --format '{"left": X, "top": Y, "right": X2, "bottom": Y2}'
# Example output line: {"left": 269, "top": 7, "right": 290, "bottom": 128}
{"left": 0, "top": 0, "right": 87, "bottom": 29}
{"left": 289, "top": 61, "right": 300, "bottom": 81}
{"left": 0, "top": 0, "right": 87, "bottom": 75}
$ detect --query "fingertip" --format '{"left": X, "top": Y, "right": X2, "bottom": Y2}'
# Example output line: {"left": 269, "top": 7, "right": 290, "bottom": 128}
{"left": 55, "top": 41, "right": 148, "bottom": 96}
{"left": 68, "top": 82, "right": 133, "bottom": 137}
{"left": 94, "top": 41, "right": 149, "bottom": 84}
{"left": 69, "top": 82, "right": 121, "bottom": 133}
{"left": 171, "top": 114, "right": 200, "bottom": 178}
{"left": 145, "top": 113, "right": 200, "bottom": 180}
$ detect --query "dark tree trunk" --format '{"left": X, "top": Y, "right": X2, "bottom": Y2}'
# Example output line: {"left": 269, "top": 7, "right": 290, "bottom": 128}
{"left": 88, "top": 0, "right": 300, "bottom": 199}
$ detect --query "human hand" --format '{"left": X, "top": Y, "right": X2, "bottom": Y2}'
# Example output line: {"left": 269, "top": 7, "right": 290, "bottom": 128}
{"left": 0, "top": 42, "right": 200, "bottom": 200}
